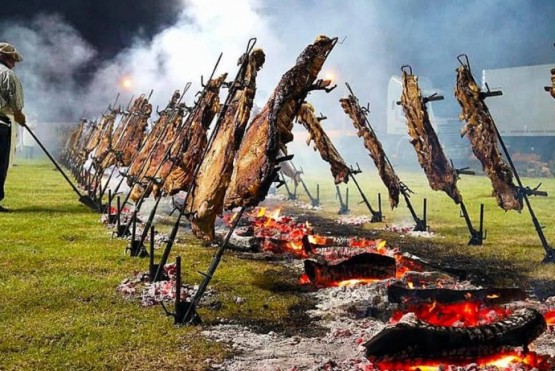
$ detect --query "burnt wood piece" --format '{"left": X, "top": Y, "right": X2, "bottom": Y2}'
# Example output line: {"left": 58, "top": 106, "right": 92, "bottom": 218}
{"left": 399, "top": 70, "right": 462, "bottom": 204}
{"left": 454, "top": 63, "right": 522, "bottom": 211}
{"left": 296, "top": 102, "right": 350, "bottom": 184}
{"left": 224, "top": 35, "right": 337, "bottom": 210}
{"left": 304, "top": 252, "right": 396, "bottom": 285}
{"left": 387, "top": 282, "right": 527, "bottom": 305}
{"left": 365, "top": 308, "right": 546, "bottom": 361}
{"left": 187, "top": 49, "right": 266, "bottom": 241}
{"left": 340, "top": 96, "right": 401, "bottom": 209}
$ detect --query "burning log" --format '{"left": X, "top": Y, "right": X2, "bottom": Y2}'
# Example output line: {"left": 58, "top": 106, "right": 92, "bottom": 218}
{"left": 387, "top": 282, "right": 528, "bottom": 305}
{"left": 340, "top": 88, "right": 401, "bottom": 209}
{"left": 304, "top": 252, "right": 396, "bottom": 287}
{"left": 365, "top": 308, "right": 546, "bottom": 361}
{"left": 187, "top": 48, "right": 266, "bottom": 241}
{"left": 224, "top": 35, "right": 338, "bottom": 210}
{"left": 296, "top": 102, "right": 350, "bottom": 184}
{"left": 399, "top": 67, "right": 462, "bottom": 204}
{"left": 454, "top": 59, "right": 522, "bottom": 211}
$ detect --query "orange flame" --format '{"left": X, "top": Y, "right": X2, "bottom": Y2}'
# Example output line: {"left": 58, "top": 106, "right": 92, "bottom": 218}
{"left": 390, "top": 300, "right": 511, "bottom": 327}
{"left": 335, "top": 278, "right": 380, "bottom": 287}
{"left": 544, "top": 310, "right": 555, "bottom": 325}
{"left": 378, "top": 351, "right": 551, "bottom": 370}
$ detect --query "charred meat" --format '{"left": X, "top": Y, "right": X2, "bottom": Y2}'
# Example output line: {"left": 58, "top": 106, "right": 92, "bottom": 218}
{"left": 454, "top": 63, "right": 522, "bottom": 211}
{"left": 160, "top": 74, "right": 227, "bottom": 197}
{"left": 296, "top": 102, "right": 350, "bottom": 184}
{"left": 340, "top": 94, "right": 401, "bottom": 208}
{"left": 187, "top": 49, "right": 266, "bottom": 241}
{"left": 103, "top": 95, "right": 151, "bottom": 168}
{"left": 224, "top": 35, "right": 337, "bottom": 210}
{"left": 400, "top": 70, "right": 462, "bottom": 204}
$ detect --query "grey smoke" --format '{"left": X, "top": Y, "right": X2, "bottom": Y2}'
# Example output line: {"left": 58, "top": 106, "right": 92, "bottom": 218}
{"left": 1, "top": 0, "right": 553, "bottom": 173}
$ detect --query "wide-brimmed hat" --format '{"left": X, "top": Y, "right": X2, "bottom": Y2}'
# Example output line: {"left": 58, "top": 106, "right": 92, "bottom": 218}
{"left": 0, "top": 42, "right": 23, "bottom": 62}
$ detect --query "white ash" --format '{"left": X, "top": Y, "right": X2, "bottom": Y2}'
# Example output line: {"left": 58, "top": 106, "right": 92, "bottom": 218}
{"left": 383, "top": 223, "right": 435, "bottom": 238}
{"left": 116, "top": 268, "right": 215, "bottom": 308}
{"left": 336, "top": 215, "right": 375, "bottom": 226}
{"left": 200, "top": 273, "right": 555, "bottom": 370}
{"left": 202, "top": 281, "right": 392, "bottom": 370}
{"left": 265, "top": 193, "right": 322, "bottom": 211}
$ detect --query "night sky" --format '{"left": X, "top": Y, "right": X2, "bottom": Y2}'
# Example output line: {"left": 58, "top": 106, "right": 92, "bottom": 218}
{"left": 2, "top": 0, "right": 182, "bottom": 60}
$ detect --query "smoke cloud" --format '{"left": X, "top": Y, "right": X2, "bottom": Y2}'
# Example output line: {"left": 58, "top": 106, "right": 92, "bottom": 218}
{"left": 1, "top": 0, "right": 553, "bottom": 173}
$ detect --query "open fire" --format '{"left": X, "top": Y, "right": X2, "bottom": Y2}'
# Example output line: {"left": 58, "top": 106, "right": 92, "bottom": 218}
{"left": 220, "top": 206, "right": 555, "bottom": 370}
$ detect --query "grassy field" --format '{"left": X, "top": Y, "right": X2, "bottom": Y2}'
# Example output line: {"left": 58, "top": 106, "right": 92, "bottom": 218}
{"left": 1, "top": 157, "right": 554, "bottom": 369}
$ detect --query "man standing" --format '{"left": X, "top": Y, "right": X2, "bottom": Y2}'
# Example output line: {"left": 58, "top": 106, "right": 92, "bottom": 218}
{"left": 0, "top": 42, "right": 26, "bottom": 212}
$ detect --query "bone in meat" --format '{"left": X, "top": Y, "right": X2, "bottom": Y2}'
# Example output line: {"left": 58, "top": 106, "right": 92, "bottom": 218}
{"left": 296, "top": 102, "right": 350, "bottom": 184}
{"left": 61, "top": 118, "right": 86, "bottom": 164}
{"left": 83, "top": 112, "right": 116, "bottom": 161}
{"left": 127, "top": 91, "right": 194, "bottom": 202}
{"left": 399, "top": 71, "right": 462, "bottom": 204}
{"left": 187, "top": 49, "right": 266, "bottom": 241}
{"left": 224, "top": 35, "right": 337, "bottom": 210}
{"left": 454, "top": 64, "right": 522, "bottom": 211}
{"left": 340, "top": 96, "right": 401, "bottom": 208}
{"left": 159, "top": 74, "right": 226, "bottom": 197}
{"left": 110, "top": 96, "right": 151, "bottom": 167}
{"left": 126, "top": 91, "right": 183, "bottom": 181}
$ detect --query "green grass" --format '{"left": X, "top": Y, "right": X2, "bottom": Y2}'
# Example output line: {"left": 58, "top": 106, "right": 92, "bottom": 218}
{"left": 0, "top": 157, "right": 303, "bottom": 370}
{"left": 1, "top": 157, "right": 555, "bottom": 369}
{"left": 289, "top": 167, "right": 555, "bottom": 287}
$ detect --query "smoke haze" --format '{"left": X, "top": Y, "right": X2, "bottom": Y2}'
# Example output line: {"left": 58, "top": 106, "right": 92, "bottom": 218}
{"left": 1, "top": 0, "right": 554, "bottom": 172}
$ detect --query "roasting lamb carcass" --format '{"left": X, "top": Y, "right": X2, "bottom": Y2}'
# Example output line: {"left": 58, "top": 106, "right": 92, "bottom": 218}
{"left": 340, "top": 95, "right": 401, "bottom": 208}
{"left": 126, "top": 91, "right": 183, "bottom": 181}
{"left": 399, "top": 70, "right": 462, "bottom": 204}
{"left": 61, "top": 118, "right": 86, "bottom": 164}
{"left": 454, "top": 62, "right": 522, "bottom": 211}
{"left": 159, "top": 74, "right": 227, "bottom": 197}
{"left": 224, "top": 35, "right": 337, "bottom": 210}
{"left": 102, "top": 95, "right": 151, "bottom": 169}
{"left": 296, "top": 102, "right": 350, "bottom": 184}
{"left": 82, "top": 110, "right": 118, "bottom": 167}
{"left": 186, "top": 49, "right": 266, "bottom": 241}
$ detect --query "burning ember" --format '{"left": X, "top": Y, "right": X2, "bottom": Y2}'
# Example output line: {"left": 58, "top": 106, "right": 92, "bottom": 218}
{"left": 390, "top": 300, "right": 511, "bottom": 327}
{"left": 374, "top": 350, "right": 553, "bottom": 370}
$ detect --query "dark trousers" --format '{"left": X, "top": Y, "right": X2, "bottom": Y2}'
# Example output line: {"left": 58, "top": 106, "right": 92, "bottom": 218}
{"left": 0, "top": 120, "right": 11, "bottom": 202}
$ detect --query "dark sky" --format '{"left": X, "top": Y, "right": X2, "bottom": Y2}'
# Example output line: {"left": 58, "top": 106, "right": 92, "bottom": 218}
{"left": 2, "top": 0, "right": 182, "bottom": 60}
